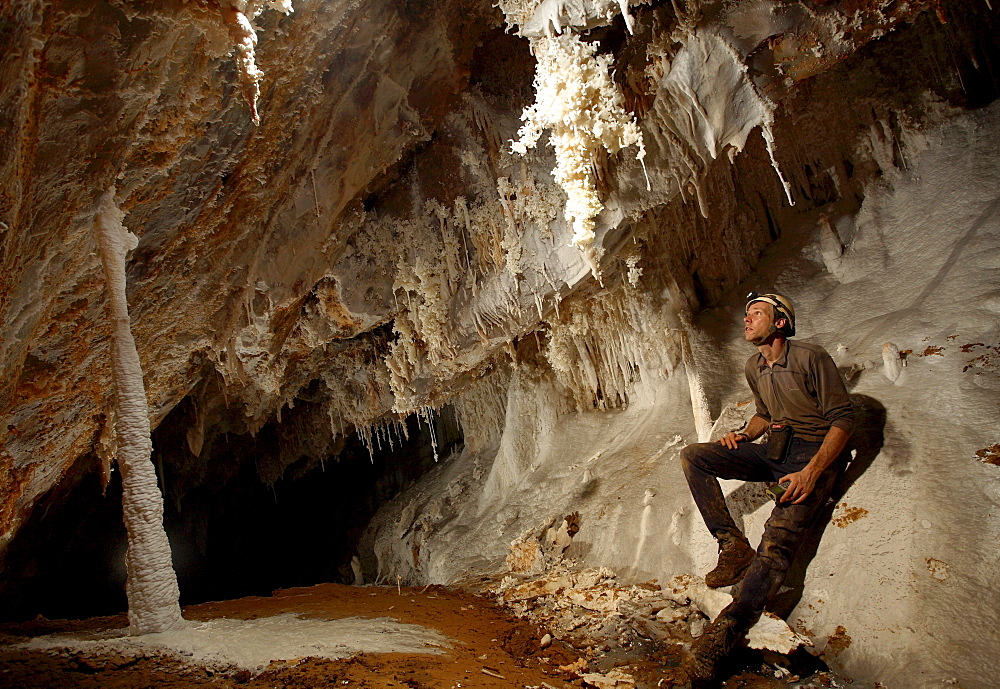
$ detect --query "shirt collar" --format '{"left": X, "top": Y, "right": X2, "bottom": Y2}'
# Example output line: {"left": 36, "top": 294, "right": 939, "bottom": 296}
{"left": 757, "top": 341, "right": 790, "bottom": 370}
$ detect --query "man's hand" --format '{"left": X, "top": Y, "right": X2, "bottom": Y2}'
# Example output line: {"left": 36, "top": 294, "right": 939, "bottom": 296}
{"left": 718, "top": 432, "right": 748, "bottom": 450}
{"left": 776, "top": 465, "right": 821, "bottom": 504}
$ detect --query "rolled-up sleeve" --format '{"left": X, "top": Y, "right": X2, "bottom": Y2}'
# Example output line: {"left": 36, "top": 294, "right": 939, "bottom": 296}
{"left": 813, "top": 352, "right": 854, "bottom": 436}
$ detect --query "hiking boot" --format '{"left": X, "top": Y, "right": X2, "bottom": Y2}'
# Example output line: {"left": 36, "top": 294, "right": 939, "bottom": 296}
{"left": 685, "top": 614, "right": 742, "bottom": 685}
{"left": 704, "top": 531, "right": 754, "bottom": 588}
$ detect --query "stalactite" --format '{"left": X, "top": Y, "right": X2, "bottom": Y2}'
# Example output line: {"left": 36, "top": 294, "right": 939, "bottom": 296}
{"left": 645, "top": 25, "right": 795, "bottom": 210}
{"left": 218, "top": 1, "right": 294, "bottom": 125}
{"left": 92, "top": 188, "right": 182, "bottom": 636}
{"left": 542, "top": 283, "right": 680, "bottom": 412}
{"left": 422, "top": 407, "right": 439, "bottom": 461}
{"left": 511, "top": 33, "right": 646, "bottom": 274}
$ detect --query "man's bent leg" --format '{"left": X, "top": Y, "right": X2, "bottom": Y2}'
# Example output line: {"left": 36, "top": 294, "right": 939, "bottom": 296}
{"left": 686, "top": 464, "right": 841, "bottom": 686}
{"left": 723, "top": 465, "right": 840, "bottom": 628}
{"left": 680, "top": 442, "right": 771, "bottom": 537}
{"left": 681, "top": 442, "right": 771, "bottom": 588}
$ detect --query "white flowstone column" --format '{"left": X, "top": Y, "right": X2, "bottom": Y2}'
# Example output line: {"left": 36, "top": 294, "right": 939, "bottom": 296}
{"left": 92, "top": 188, "right": 183, "bottom": 635}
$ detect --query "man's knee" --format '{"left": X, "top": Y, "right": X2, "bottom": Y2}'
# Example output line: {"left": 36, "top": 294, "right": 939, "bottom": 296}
{"left": 756, "top": 530, "right": 796, "bottom": 572}
{"left": 680, "top": 442, "right": 712, "bottom": 472}
{"left": 680, "top": 444, "right": 695, "bottom": 471}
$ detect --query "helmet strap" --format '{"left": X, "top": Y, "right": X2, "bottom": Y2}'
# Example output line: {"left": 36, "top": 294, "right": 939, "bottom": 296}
{"left": 751, "top": 322, "right": 784, "bottom": 346}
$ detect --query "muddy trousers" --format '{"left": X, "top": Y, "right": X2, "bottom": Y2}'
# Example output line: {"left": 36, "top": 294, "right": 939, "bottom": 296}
{"left": 680, "top": 438, "right": 844, "bottom": 629}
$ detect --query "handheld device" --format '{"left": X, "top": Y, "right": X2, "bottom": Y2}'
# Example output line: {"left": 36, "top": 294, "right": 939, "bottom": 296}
{"left": 767, "top": 482, "right": 791, "bottom": 501}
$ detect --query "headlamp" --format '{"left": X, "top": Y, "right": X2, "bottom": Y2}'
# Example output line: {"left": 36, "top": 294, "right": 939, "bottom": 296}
{"left": 745, "top": 291, "right": 782, "bottom": 313}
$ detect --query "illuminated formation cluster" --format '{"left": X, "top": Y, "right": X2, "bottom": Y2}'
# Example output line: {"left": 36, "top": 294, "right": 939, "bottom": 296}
{"left": 512, "top": 34, "right": 646, "bottom": 252}
{"left": 219, "top": 0, "right": 295, "bottom": 124}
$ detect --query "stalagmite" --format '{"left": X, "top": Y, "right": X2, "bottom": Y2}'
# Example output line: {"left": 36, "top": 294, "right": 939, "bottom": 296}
{"left": 680, "top": 328, "right": 713, "bottom": 442}
{"left": 882, "top": 342, "right": 904, "bottom": 382}
{"left": 630, "top": 488, "right": 655, "bottom": 570}
{"left": 92, "top": 189, "right": 182, "bottom": 635}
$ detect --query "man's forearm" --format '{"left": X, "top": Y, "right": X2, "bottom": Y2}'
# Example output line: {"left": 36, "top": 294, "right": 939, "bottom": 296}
{"left": 742, "top": 415, "right": 771, "bottom": 441}
{"left": 719, "top": 414, "right": 771, "bottom": 449}
{"left": 805, "top": 426, "right": 851, "bottom": 474}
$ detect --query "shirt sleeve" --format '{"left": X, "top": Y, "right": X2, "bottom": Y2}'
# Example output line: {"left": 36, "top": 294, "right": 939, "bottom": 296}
{"left": 812, "top": 350, "right": 855, "bottom": 436}
{"left": 745, "top": 357, "right": 771, "bottom": 421}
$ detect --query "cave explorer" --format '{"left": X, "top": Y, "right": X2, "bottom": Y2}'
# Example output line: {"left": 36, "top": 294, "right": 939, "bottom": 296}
{"left": 679, "top": 292, "right": 854, "bottom": 686}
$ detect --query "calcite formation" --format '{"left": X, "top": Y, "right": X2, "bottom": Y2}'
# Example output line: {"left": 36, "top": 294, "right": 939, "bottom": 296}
{"left": 1, "top": 0, "right": 998, "bottom": 686}
{"left": 511, "top": 32, "right": 647, "bottom": 255}
{"left": 92, "top": 187, "right": 182, "bottom": 634}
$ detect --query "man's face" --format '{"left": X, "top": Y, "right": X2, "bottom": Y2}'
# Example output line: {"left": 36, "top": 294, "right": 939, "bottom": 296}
{"left": 744, "top": 301, "right": 775, "bottom": 343}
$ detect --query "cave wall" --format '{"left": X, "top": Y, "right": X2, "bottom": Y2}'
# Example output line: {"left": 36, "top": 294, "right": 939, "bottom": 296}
{"left": 1, "top": 394, "right": 463, "bottom": 620}
{"left": 0, "top": 0, "right": 499, "bottom": 550}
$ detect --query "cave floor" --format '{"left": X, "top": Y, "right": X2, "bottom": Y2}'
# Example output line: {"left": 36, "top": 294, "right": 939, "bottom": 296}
{"left": 0, "top": 582, "right": 836, "bottom": 689}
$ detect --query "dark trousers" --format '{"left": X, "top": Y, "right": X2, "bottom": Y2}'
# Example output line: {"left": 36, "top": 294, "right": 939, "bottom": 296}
{"left": 680, "top": 438, "right": 844, "bottom": 628}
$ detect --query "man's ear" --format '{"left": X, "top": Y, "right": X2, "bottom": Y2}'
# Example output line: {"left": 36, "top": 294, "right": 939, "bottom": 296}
{"left": 775, "top": 317, "right": 787, "bottom": 331}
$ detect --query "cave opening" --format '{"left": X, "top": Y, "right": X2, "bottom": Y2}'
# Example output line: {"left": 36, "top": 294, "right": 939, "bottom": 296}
{"left": 0, "top": 397, "right": 463, "bottom": 622}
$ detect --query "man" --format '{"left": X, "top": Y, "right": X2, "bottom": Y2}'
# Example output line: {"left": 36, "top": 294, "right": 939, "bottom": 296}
{"left": 679, "top": 292, "right": 854, "bottom": 685}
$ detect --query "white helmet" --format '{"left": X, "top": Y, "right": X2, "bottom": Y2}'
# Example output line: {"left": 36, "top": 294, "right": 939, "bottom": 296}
{"left": 746, "top": 291, "right": 796, "bottom": 336}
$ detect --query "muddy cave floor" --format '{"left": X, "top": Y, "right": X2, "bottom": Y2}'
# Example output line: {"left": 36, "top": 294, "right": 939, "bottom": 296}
{"left": 0, "top": 576, "right": 856, "bottom": 689}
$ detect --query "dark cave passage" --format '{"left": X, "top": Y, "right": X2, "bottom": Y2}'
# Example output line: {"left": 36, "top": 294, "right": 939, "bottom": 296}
{"left": 0, "top": 402, "right": 462, "bottom": 622}
{"left": 163, "top": 403, "right": 463, "bottom": 607}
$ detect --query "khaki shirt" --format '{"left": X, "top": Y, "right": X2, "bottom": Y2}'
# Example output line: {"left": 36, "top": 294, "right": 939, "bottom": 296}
{"left": 745, "top": 340, "right": 854, "bottom": 442}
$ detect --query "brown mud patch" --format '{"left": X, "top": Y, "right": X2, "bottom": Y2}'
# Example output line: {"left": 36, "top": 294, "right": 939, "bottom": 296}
{"left": 824, "top": 626, "right": 851, "bottom": 657}
{"left": 975, "top": 443, "right": 1000, "bottom": 466}
{"left": 0, "top": 583, "right": 584, "bottom": 689}
{"left": 831, "top": 503, "right": 869, "bottom": 528}
{"left": 925, "top": 558, "right": 950, "bottom": 582}
{"left": 961, "top": 342, "right": 999, "bottom": 374}
{"left": 0, "top": 579, "right": 852, "bottom": 689}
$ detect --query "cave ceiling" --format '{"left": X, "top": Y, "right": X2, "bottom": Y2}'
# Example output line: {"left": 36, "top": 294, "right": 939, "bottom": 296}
{"left": 1, "top": 0, "right": 996, "bottom": 554}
